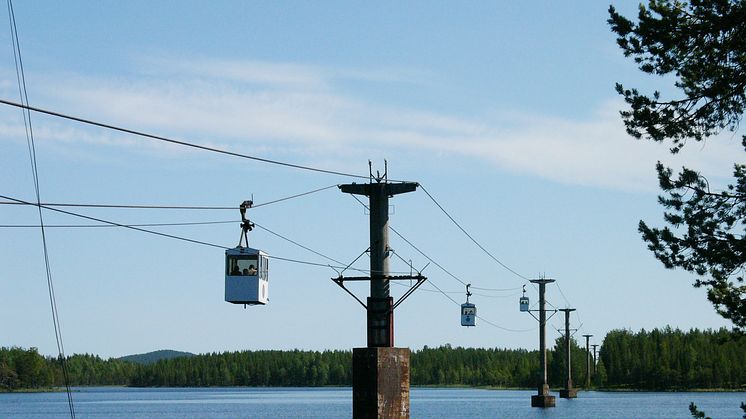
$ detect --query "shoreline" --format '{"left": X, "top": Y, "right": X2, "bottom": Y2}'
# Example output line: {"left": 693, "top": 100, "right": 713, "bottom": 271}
{"left": 3, "top": 385, "right": 744, "bottom": 394}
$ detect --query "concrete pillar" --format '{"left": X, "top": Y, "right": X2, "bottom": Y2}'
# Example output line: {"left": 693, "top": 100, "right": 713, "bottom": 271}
{"left": 559, "top": 308, "right": 577, "bottom": 399}
{"left": 583, "top": 334, "right": 593, "bottom": 388}
{"left": 530, "top": 278, "right": 556, "bottom": 408}
{"left": 368, "top": 183, "right": 391, "bottom": 347}
{"left": 340, "top": 180, "right": 417, "bottom": 418}
{"left": 353, "top": 347, "right": 410, "bottom": 419}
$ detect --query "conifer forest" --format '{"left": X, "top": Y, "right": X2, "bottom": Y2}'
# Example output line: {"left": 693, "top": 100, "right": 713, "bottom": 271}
{"left": 2, "top": 328, "right": 744, "bottom": 391}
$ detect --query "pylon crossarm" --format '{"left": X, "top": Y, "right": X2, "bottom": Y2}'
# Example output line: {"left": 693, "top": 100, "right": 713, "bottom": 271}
{"left": 335, "top": 275, "right": 423, "bottom": 281}
{"left": 332, "top": 274, "right": 426, "bottom": 312}
{"left": 335, "top": 276, "right": 373, "bottom": 282}
{"left": 340, "top": 247, "right": 370, "bottom": 276}
{"left": 392, "top": 275, "right": 427, "bottom": 310}
{"left": 331, "top": 276, "right": 367, "bottom": 309}
{"left": 527, "top": 311, "right": 540, "bottom": 323}
{"left": 557, "top": 328, "right": 578, "bottom": 336}
{"left": 570, "top": 326, "right": 582, "bottom": 338}
{"left": 546, "top": 309, "right": 559, "bottom": 323}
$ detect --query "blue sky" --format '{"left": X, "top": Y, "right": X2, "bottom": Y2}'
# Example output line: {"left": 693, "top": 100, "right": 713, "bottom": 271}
{"left": 1, "top": 1, "right": 743, "bottom": 358}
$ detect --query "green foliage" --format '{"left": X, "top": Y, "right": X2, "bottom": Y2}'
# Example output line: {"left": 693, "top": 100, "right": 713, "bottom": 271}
{"left": 128, "top": 349, "right": 352, "bottom": 387}
{"left": 593, "top": 356, "right": 608, "bottom": 387}
{"left": 547, "top": 336, "right": 589, "bottom": 388}
{"left": 689, "top": 402, "right": 711, "bottom": 419}
{"left": 690, "top": 400, "right": 746, "bottom": 418}
{"left": 118, "top": 350, "right": 194, "bottom": 365}
{"left": 639, "top": 163, "right": 746, "bottom": 330}
{"left": 0, "top": 347, "right": 52, "bottom": 390}
{"left": 610, "top": 0, "right": 746, "bottom": 331}
{"left": 411, "top": 345, "right": 539, "bottom": 387}
{"left": 64, "top": 354, "right": 137, "bottom": 386}
{"left": 0, "top": 347, "right": 136, "bottom": 391}
{"left": 2, "top": 328, "right": 744, "bottom": 390}
{"left": 600, "top": 327, "right": 746, "bottom": 390}
{"left": 609, "top": 0, "right": 746, "bottom": 151}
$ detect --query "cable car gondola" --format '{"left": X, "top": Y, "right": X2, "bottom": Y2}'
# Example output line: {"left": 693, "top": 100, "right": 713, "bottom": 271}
{"left": 225, "top": 200, "right": 269, "bottom": 305}
{"left": 461, "top": 284, "right": 476, "bottom": 327}
{"left": 519, "top": 285, "right": 529, "bottom": 312}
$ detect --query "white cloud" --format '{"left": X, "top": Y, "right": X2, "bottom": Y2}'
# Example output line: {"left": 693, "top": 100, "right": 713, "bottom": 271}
{"left": 1, "top": 58, "right": 742, "bottom": 192}
{"left": 139, "top": 56, "right": 428, "bottom": 88}
{"left": 149, "top": 58, "right": 331, "bottom": 90}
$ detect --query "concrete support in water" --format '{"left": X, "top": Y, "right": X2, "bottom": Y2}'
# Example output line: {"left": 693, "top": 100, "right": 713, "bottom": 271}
{"left": 583, "top": 334, "right": 593, "bottom": 389}
{"left": 530, "top": 278, "right": 556, "bottom": 408}
{"left": 558, "top": 308, "right": 577, "bottom": 399}
{"left": 340, "top": 173, "right": 418, "bottom": 418}
{"left": 352, "top": 347, "right": 410, "bottom": 419}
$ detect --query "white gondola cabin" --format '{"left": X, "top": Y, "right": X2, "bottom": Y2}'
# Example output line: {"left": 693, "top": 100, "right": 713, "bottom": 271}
{"left": 225, "top": 246, "right": 269, "bottom": 305}
{"left": 461, "top": 303, "right": 476, "bottom": 327}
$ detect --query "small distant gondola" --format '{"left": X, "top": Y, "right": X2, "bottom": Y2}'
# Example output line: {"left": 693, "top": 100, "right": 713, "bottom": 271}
{"left": 461, "top": 284, "right": 476, "bottom": 327}
{"left": 224, "top": 200, "right": 269, "bottom": 305}
{"left": 519, "top": 285, "right": 529, "bottom": 312}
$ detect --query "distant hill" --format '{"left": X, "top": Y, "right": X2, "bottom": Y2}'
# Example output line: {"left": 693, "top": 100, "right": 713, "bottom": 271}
{"left": 118, "top": 349, "right": 195, "bottom": 365}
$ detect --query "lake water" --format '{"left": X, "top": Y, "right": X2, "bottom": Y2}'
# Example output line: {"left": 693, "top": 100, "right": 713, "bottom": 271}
{"left": 0, "top": 387, "right": 744, "bottom": 418}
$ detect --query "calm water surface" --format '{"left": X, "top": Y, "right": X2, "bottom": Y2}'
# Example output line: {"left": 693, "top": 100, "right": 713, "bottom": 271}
{"left": 0, "top": 387, "right": 744, "bottom": 418}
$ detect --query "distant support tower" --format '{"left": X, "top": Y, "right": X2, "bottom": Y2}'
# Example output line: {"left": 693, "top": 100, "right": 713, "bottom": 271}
{"left": 583, "top": 334, "right": 593, "bottom": 388}
{"left": 558, "top": 308, "right": 577, "bottom": 399}
{"left": 591, "top": 344, "right": 599, "bottom": 376}
{"left": 530, "top": 277, "right": 556, "bottom": 408}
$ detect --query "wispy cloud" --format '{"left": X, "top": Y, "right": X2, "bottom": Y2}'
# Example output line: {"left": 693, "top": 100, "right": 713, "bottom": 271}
{"left": 0, "top": 58, "right": 741, "bottom": 191}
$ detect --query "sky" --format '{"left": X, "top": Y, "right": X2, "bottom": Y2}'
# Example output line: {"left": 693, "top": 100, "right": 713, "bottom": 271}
{"left": 1, "top": 1, "right": 744, "bottom": 359}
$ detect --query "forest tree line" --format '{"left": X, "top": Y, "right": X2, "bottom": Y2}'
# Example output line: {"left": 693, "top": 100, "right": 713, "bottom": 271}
{"left": 1, "top": 327, "right": 743, "bottom": 391}
{"left": 600, "top": 327, "right": 745, "bottom": 390}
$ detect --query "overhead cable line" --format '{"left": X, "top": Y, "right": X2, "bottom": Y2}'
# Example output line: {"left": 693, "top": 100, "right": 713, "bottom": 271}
{"left": 554, "top": 281, "right": 583, "bottom": 328}
{"left": 390, "top": 225, "right": 469, "bottom": 287}
{"left": 0, "top": 195, "right": 228, "bottom": 249}
{"left": 252, "top": 184, "right": 339, "bottom": 208}
{"left": 0, "top": 201, "right": 235, "bottom": 210}
{"left": 7, "top": 1, "right": 75, "bottom": 416}
{"left": 546, "top": 299, "right": 559, "bottom": 311}
{"left": 253, "top": 222, "right": 346, "bottom": 266}
{"left": 477, "top": 315, "right": 535, "bottom": 333}
{"left": 555, "top": 281, "right": 572, "bottom": 308}
{"left": 472, "top": 290, "right": 522, "bottom": 299}
{"left": 470, "top": 284, "right": 523, "bottom": 292}
{"left": 0, "top": 98, "right": 374, "bottom": 180}
{"left": 350, "top": 191, "right": 533, "bottom": 300}
{"left": 418, "top": 184, "right": 529, "bottom": 281}
{"left": 266, "top": 255, "right": 341, "bottom": 269}
{"left": 0, "top": 103, "right": 567, "bottom": 333}
{"left": 0, "top": 194, "right": 387, "bottom": 275}
{"left": 393, "top": 283, "right": 520, "bottom": 298}
{"left": 423, "top": 279, "right": 534, "bottom": 333}
{"left": 348, "top": 194, "right": 471, "bottom": 287}
{"left": 0, "top": 220, "right": 238, "bottom": 228}
{"left": 254, "top": 222, "right": 411, "bottom": 275}
{"left": 0, "top": 184, "right": 340, "bottom": 211}
{"left": 346, "top": 193, "right": 536, "bottom": 325}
